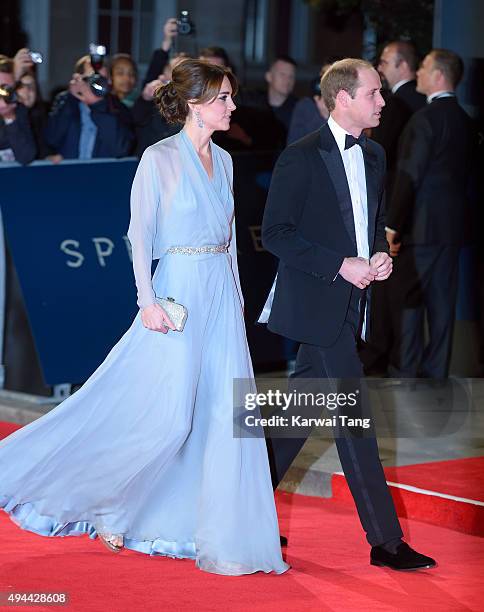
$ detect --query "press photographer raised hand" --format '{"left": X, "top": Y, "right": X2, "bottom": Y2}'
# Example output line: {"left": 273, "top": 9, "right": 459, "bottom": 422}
{"left": 68, "top": 72, "right": 100, "bottom": 106}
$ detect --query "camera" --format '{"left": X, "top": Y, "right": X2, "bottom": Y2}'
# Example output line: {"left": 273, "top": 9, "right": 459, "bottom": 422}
{"left": 84, "top": 43, "right": 110, "bottom": 97}
{"left": 0, "top": 84, "right": 18, "bottom": 105}
{"left": 176, "top": 10, "right": 195, "bottom": 36}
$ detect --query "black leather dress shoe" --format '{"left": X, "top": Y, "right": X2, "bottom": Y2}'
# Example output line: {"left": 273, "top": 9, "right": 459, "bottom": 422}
{"left": 280, "top": 535, "right": 288, "bottom": 547}
{"left": 371, "top": 543, "right": 436, "bottom": 571}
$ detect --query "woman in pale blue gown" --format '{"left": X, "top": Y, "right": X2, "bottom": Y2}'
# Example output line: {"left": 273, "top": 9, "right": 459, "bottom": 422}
{"left": 0, "top": 59, "right": 289, "bottom": 576}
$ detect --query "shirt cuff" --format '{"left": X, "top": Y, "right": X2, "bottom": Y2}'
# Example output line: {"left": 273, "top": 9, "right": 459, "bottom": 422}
{"left": 385, "top": 226, "right": 397, "bottom": 234}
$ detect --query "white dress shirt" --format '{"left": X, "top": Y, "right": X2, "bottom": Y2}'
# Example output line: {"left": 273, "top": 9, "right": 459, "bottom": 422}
{"left": 327, "top": 116, "right": 369, "bottom": 262}
{"left": 327, "top": 115, "right": 369, "bottom": 336}
{"left": 426, "top": 90, "right": 455, "bottom": 104}
{"left": 391, "top": 79, "right": 413, "bottom": 94}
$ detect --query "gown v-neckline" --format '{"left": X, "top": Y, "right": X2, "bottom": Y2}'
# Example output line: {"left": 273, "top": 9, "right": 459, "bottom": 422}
{"left": 181, "top": 129, "right": 215, "bottom": 182}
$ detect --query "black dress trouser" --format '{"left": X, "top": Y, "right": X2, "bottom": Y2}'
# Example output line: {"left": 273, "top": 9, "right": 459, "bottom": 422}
{"left": 388, "top": 244, "right": 460, "bottom": 378}
{"left": 266, "top": 289, "right": 403, "bottom": 547}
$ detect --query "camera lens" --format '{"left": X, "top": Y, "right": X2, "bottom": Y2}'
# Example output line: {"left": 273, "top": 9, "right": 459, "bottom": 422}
{"left": 176, "top": 10, "right": 194, "bottom": 36}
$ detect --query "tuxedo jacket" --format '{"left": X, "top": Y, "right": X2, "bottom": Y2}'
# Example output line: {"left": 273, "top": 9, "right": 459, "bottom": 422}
{"left": 394, "top": 80, "right": 426, "bottom": 114}
{"left": 371, "top": 82, "right": 425, "bottom": 181}
{"left": 387, "top": 97, "right": 475, "bottom": 245}
{"left": 261, "top": 123, "right": 388, "bottom": 347}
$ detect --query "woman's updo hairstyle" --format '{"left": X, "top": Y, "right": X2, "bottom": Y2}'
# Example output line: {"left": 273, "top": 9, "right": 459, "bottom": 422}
{"left": 155, "top": 58, "right": 238, "bottom": 124}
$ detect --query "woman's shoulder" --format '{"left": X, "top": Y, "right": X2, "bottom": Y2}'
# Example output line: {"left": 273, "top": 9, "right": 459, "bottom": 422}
{"left": 142, "top": 133, "right": 182, "bottom": 163}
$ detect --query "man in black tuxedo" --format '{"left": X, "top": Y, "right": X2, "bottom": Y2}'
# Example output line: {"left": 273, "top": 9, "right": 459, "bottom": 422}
{"left": 261, "top": 59, "right": 435, "bottom": 571}
{"left": 374, "top": 41, "right": 426, "bottom": 171}
{"left": 386, "top": 49, "right": 475, "bottom": 378}
{"left": 360, "top": 41, "right": 426, "bottom": 374}
{"left": 378, "top": 42, "right": 426, "bottom": 113}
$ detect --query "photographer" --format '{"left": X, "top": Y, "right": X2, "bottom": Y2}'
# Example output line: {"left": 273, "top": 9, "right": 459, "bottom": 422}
{"left": 0, "top": 56, "right": 36, "bottom": 165}
{"left": 132, "top": 52, "right": 186, "bottom": 157}
{"left": 110, "top": 53, "right": 138, "bottom": 108}
{"left": 143, "top": 17, "right": 178, "bottom": 86}
{"left": 45, "top": 54, "right": 134, "bottom": 160}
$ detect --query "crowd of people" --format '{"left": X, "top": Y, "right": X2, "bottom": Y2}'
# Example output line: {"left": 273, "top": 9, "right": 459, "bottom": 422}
{"left": 0, "top": 18, "right": 307, "bottom": 165}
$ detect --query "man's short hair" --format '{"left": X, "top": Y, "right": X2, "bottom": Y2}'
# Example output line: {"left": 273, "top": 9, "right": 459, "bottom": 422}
{"left": 430, "top": 48, "right": 464, "bottom": 88}
{"left": 269, "top": 55, "right": 297, "bottom": 70}
{"left": 387, "top": 40, "right": 420, "bottom": 73}
{"left": 199, "top": 46, "right": 231, "bottom": 68}
{"left": 0, "top": 55, "right": 14, "bottom": 75}
{"left": 320, "top": 58, "right": 373, "bottom": 113}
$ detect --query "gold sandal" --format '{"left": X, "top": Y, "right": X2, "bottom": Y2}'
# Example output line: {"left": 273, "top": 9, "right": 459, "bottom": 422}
{"left": 97, "top": 532, "right": 124, "bottom": 553}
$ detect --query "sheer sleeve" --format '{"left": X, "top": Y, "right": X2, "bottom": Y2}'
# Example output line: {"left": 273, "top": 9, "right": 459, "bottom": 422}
{"left": 127, "top": 148, "right": 160, "bottom": 309}
{"left": 226, "top": 156, "right": 244, "bottom": 310}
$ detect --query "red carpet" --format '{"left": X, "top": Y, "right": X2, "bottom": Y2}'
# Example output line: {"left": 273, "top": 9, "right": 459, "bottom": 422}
{"left": 0, "top": 421, "right": 23, "bottom": 438}
{"left": 0, "top": 422, "right": 482, "bottom": 610}
{"left": 0, "top": 491, "right": 481, "bottom": 611}
{"left": 332, "top": 457, "right": 484, "bottom": 537}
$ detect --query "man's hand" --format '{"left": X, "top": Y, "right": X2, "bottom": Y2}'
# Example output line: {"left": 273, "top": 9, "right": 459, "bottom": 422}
{"left": 338, "top": 257, "right": 378, "bottom": 289}
{"left": 386, "top": 229, "right": 401, "bottom": 257}
{"left": 68, "top": 73, "right": 100, "bottom": 106}
{"left": 161, "top": 18, "right": 178, "bottom": 52}
{"left": 13, "top": 48, "right": 34, "bottom": 81}
{"left": 46, "top": 154, "right": 63, "bottom": 164}
{"left": 370, "top": 251, "right": 392, "bottom": 281}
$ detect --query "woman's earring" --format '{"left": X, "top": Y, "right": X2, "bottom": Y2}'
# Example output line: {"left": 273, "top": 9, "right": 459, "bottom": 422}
{"left": 194, "top": 110, "right": 204, "bottom": 128}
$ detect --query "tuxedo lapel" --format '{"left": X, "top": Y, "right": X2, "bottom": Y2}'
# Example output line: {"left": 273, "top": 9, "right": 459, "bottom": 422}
{"left": 363, "top": 144, "right": 379, "bottom": 250}
{"left": 317, "top": 125, "right": 357, "bottom": 250}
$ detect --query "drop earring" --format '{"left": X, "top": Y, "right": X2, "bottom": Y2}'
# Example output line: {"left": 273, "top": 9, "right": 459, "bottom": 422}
{"left": 194, "top": 110, "right": 204, "bottom": 128}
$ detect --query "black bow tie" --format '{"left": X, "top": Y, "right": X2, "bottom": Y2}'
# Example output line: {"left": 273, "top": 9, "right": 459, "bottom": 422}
{"left": 345, "top": 133, "right": 366, "bottom": 150}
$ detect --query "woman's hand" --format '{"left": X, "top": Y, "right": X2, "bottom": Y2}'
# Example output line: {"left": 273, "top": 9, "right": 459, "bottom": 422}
{"left": 141, "top": 303, "right": 176, "bottom": 333}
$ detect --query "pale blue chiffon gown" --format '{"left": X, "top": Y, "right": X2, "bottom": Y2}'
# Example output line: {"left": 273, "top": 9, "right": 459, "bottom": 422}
{"left": 0, "top": 130, "right": 289, "bottom": 576}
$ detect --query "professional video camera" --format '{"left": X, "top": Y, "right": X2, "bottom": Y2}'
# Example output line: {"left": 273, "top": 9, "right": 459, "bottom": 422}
{"left": 84, "top": 44, "right": 110, "bottom": 97}
{"left": 177, "top": 10, "right": 195, "bottom": 36}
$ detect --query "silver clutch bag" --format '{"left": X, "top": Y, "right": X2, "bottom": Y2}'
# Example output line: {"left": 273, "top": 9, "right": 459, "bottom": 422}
{"left": 156, "top": 297, "right": 188, "bottom": 332}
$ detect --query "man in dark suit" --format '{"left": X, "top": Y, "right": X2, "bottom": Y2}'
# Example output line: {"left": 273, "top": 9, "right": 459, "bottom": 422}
{"left": 261, "top": 59, "right": 435, "bottom": 571}
{"left": 374, "top": 41, "right": 426, "bottom": 169}
{"left": 386, "top": 49, "right": 474, "bottom": 378}
{"left": 360, "top": 41, "right": 426, "bottom": 374}
{"left": 378, "top": 41, "right": 426, "bottom": 113}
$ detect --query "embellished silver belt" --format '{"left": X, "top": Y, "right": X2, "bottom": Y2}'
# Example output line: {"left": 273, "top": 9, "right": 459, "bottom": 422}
{"left": 166, "top": 243, "right": 228, "bottom": 255}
